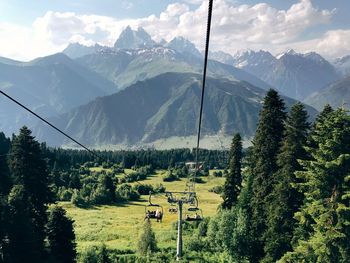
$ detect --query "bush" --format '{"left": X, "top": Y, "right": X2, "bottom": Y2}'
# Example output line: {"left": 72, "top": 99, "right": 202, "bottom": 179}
{"left": 57, "top": 187, "right": 73, "bottom": 201}
{"left": 137, "top": 221, "right": 158, "bottom": 255}
{"left": 209, "top": 185, "right": 223, "bottom": 194}
{"left": 190, "top": 177, "right": 205, "bottom": 183}
{"left": 133, "top": 184, "right": 154, "bottom": 195}
{"left": 116, "top": 184, "right": 140, "bottom": 201}
{"left": 213, "top": 171, "right": 223, "bottom": 177}
{"left": 71, "top": 190, "right": 87, "bottom": 207}
{"left": 153, "top": 184, "right": 166, "bottom": 194}
{"left": 102, "top": 162, "right": 112, "bottom": 169}
{"left": 80, "top": 244, "right": 111, "bottom": 263}
{"left": 112, "top": 164, "right": 124, "bottom": 174}
{"left": 162, "top": 170, "right": 178, "bottom": 182}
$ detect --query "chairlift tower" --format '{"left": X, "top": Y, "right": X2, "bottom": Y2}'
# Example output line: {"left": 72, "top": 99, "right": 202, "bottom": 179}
{"left": 165, "top": 191, "right": 197, "bottom": 261}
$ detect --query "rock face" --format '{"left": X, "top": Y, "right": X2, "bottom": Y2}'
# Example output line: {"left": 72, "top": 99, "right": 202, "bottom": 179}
{"left": 165, "top": 37, "right": 202, "bottom": 58}
{"left": 34, "top": 72, "right": 317, "bottom": 147}
{"left": 114, "top": 26, "right": 157, "bottom": 50}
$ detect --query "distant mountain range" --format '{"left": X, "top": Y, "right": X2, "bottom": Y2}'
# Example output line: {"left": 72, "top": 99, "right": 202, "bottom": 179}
{"left": 34, "top": 72, "right": 317, "bottom": 148}
{"left": 0, "top": 53, "right": 117, "bottom": 135}
{"left": 305, "top": 76, "right": 350, "bottom": 111}
{"left": 0, "top": 25, "right": 348, "bottom": 148}
{"left": 231, "top": 49, "right": 341, "bottom": 100}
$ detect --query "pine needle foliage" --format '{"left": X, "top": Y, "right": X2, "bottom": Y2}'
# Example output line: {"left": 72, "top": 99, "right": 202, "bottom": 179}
{"left": 222, "top": 133, "right": 243, "bottom": 209}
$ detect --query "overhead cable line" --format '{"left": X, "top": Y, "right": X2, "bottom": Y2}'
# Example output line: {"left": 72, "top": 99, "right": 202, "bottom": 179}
{"left": 0, "top": 89, "right": 103, "bottom": 160}
{"left": 194, "top": 0, "right": 213, "bottom": 175}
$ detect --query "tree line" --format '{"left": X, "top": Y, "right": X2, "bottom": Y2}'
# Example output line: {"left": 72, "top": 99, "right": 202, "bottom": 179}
{"left": 0, "top": 127, "right": 76, "bottom": 263}
{"left": 190, "top": 89, "right": 350, "bottom": 262}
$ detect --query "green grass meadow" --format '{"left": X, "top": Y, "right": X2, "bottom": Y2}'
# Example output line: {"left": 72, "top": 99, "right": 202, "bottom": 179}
{"left": 60, "top": 169, "right": 224, "bottom": 253}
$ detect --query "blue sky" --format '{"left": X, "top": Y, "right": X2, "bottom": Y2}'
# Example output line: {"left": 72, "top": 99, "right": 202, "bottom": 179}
{"left": 0, "top": 0, "right": 349, "bottom": 60}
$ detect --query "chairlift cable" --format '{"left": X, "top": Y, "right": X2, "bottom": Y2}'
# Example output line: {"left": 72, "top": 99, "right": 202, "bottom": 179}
{"left": 193, "top": 0, "right": 214, "bottom": 187}
{"left": 0, "top": 89, "right": 104, "bottom": 161}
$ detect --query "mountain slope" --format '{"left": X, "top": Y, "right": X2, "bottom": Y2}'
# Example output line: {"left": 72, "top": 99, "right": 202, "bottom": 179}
{"left": 63, "top": 43, "right": 103, "bottom": 59}
{"left": 233, "top": 49, "right": 341, "bottom": 100}
{"left": 77, "top": 46, "right": 272, "bottom": 91}
{"left": 0, "top": 53, "right": 118, "bottom": 135}
{"left": 334, "top": 55, "right": 350, "bottom": 76}
{"left": 304, "top": 76, "right": 350, "bottom": 111}
{"left": 34, "top": 72, "right": 317, "bottom": 148}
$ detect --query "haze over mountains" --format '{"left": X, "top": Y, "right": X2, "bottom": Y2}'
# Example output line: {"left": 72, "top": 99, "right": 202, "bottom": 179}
{"left": 1, "top": 25, "right": 349, "bottom": 148}
{"left": 34, "top": 72, "right": 317, "bottom": 148}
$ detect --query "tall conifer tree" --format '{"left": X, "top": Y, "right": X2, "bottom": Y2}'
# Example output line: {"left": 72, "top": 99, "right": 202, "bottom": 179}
{"left": 222, "top": 133, "right": 243, "bottom": 209}
{"left": 280, "top": 109, "right": 350, "bottom": 262}
{"left": 8, "top": 126, "right": 52, "bottom": 260}
{"left": 263, "top": 103, "right": 310, "bottom": 262}
{"left": 247, "top": 89, "right": 286, "bottom": 262}
{"left": 5, "top": 185, "right": 41, "bottom": 263}
{"left": 0, "top": 132, "right": 11, "bottom": 195}
{"left": 47, "top": 206, "right": 77, "bottom": 263}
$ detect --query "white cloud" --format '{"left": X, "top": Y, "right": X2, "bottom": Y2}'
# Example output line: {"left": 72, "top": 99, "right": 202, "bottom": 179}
{"left": 285, "top": 30, "right": 350, "bottom": 59}
{"left": 0, "top": 0, "right": 345, "bottom": 61}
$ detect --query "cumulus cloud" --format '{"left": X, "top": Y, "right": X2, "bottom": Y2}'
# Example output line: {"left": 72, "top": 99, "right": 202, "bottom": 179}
{"left": 0, "top": 0, "right": 345, "bottom": 61}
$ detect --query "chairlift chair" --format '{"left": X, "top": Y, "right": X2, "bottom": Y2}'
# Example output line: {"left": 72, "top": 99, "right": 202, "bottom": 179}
{"left": 185, "top": 207, "right": 203, "bottom": 222}
{"left": 144, "top": 192, "right": 163, "bottom": 222}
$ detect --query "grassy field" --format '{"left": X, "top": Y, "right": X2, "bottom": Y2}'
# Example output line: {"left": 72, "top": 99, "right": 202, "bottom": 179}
{"left": 60, "top": 169, "right": 224, "bottom": 253}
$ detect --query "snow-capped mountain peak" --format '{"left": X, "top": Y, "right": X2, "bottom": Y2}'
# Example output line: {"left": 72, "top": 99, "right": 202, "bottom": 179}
{"left": 165, "top": 36, "right": 201, "bottom": 57}
{"left": 114, "top": 26, "right": 156, "bottom": 50}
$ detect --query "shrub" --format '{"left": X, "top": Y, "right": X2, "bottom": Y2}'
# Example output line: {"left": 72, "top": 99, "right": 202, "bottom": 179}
{"left": 213, "top": 171, "right": 223, "bottom": 177}
{"left": 153, "top": 184, "right": 166, "bottom": 194}
{"left": 132, "top": 184, "right": 154, "bottom": 195}
{"left": 116, "top": 184, "right": 140, "bottom": 201}
{"left": 209, "top": 185, "right": 223, "bottom": 194}
{"left": 58, "top": 187, "right": 73, "bottom": 201}
{"left": 71, "top": 190, "right": 87, "bottom": 207}
{"left": 137, "top": 221, "right": 158, "bottom": 255}
{"left": 162, "top": 170, "right": 178, "bottom": 182}
{"left": 80, "top": 244, "right": 111, "bottom": 263}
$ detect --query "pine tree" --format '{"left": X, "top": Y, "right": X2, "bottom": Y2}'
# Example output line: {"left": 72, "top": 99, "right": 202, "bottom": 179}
{"left": 247, "top": 89, "right": 286, "bottom": 262}
{"left": 47, "top": 206, "right": 77, "bottom": 263}
{"left": 5, "top": 185, "right": 41, "bottom": 263}
{"left": 280, "top": 109, "right": 350, "bottom": 262}
{"left": 137, "top": 220, "right": 158, "bottom": 255}
{"left": 0, "top": 198, "right": 4, "bottom": 263}
{"left": 0, "top": 132, "right": 11, "bottom": 195}
{"left": 7, "top": 126, "right": 52, "bottom": 259}
{"left": 263, "top": 103, "right": 310, "bottom": 262}
{"left": 222, "top": 133, "right": 243, "bottom": 209}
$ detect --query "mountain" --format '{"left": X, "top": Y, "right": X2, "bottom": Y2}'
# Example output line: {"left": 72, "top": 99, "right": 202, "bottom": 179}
{"left": 233, "top": 49, "right": 277, "bottom": 79}
{"left": 233, "top": 49, "right": 341, "bottom": 100}
{"left": 63, "top": 43, "right": 104, "bottom": 59}
{"left": 114, "top": 26, "right": 157, "bottom": 50}
{"left": 0, "top": 56, "right": 22, "bottom": 66}
{"left": 209, "top": 51, "right": 234, "bottom": 65}
{"left": 76, "top": 46, "right": 272, "bottom": 91}
{"left": 0, "top": 53, "right": 117, "bottom": 135}
{"left": 165, "top": 37, "right": 201, "bottom": 57}
{"left": 34, "top": 72, "right": 317, "bottom": 148}
{"left": 333, "top": 55, "right": 350, "bottom": 76}
{"left": 304, "top": 76, "right": 350, "bottom": 111}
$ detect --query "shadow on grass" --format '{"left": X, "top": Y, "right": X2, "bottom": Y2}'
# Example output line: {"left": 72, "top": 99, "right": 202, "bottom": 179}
{"left": 74, "top": 201, "right": 139, "bottom": 210}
